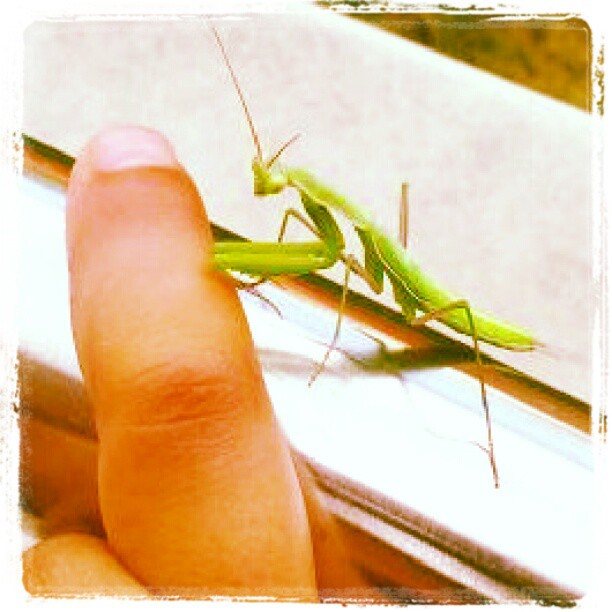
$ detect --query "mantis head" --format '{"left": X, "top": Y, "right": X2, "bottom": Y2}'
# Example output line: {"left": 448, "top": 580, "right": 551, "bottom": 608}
{"left": 252, "top": 134, "right": 300, "bottom": 196}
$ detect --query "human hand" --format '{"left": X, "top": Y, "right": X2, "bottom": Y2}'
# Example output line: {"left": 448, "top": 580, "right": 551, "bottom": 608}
{"left": 22, "top": 126, "right": 365, "bottom": 600}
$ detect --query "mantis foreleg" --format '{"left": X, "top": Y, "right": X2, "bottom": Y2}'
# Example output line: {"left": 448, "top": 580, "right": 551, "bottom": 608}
{"left": 236, "top": 281, "right": 283, "bottom": 317}
{"left": 221, "top": 208, "right": 326, "bottom": 292}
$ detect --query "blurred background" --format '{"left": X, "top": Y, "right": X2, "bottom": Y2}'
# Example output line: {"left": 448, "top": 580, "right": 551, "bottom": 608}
{"left": 323, "top": 6, "right": 592, "bottom": 111}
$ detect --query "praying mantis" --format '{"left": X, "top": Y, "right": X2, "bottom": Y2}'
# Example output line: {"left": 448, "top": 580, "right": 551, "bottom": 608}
{"left": 209, "top": 26, "right": 537, "bottom": 488}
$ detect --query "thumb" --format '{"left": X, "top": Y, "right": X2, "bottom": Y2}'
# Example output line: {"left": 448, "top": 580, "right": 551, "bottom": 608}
{"left": 66, "top": 126, "right": 316, "bottom": 598}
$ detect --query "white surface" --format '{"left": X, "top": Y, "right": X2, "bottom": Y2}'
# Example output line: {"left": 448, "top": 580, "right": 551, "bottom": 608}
{"left": 248, "top": 292, "right": 593, "bottom": 595}
{"left": 22, "top": 10, "right": 593, "bottom": 402}
{"left": 19, "top": 174, "right": 593, "bottom": 595}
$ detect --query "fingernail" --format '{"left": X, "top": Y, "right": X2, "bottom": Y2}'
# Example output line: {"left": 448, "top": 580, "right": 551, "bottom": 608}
{"left": 91, "top": 126, "right": 179, "bottom": 172}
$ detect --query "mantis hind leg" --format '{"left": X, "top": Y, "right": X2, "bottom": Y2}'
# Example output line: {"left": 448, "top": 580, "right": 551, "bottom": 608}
{"left": 411, "top": 300, "right": 500, "bottom": 488}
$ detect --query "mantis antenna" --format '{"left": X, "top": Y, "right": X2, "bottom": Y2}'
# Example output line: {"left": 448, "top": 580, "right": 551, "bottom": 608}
{"left": 400, "top": 182, "right": 409, "bottom": 249}
{"left": 266, "top": 133, "right": 302, "bottom": 168}
{"left": 209, "top": 24, "right": 263, "bottom": 160}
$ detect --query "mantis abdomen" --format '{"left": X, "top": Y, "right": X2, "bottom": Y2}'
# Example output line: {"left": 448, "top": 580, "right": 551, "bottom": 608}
{"left": 285, "top": 167, "right": 536, "bottom": 351}
{"left": 372, "top": 230, "right": 535, "bottom": 350}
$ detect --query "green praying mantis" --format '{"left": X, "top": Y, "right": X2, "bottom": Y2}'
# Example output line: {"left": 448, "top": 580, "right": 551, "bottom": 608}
{"left": 209, "top": 26, "right": 537, "bottom": 488}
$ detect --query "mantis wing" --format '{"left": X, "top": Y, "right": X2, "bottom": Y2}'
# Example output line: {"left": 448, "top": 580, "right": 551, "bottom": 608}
{"left": 388, "top": 274, "right": 419, "bottom": 322}
{"left": 354, "top": 227, "right": 385, "bottom": 294}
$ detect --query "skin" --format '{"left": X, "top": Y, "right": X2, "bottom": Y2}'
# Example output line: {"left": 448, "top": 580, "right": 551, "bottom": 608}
{"left": 21, "top": 126, "right": 371, "bottom": 599}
